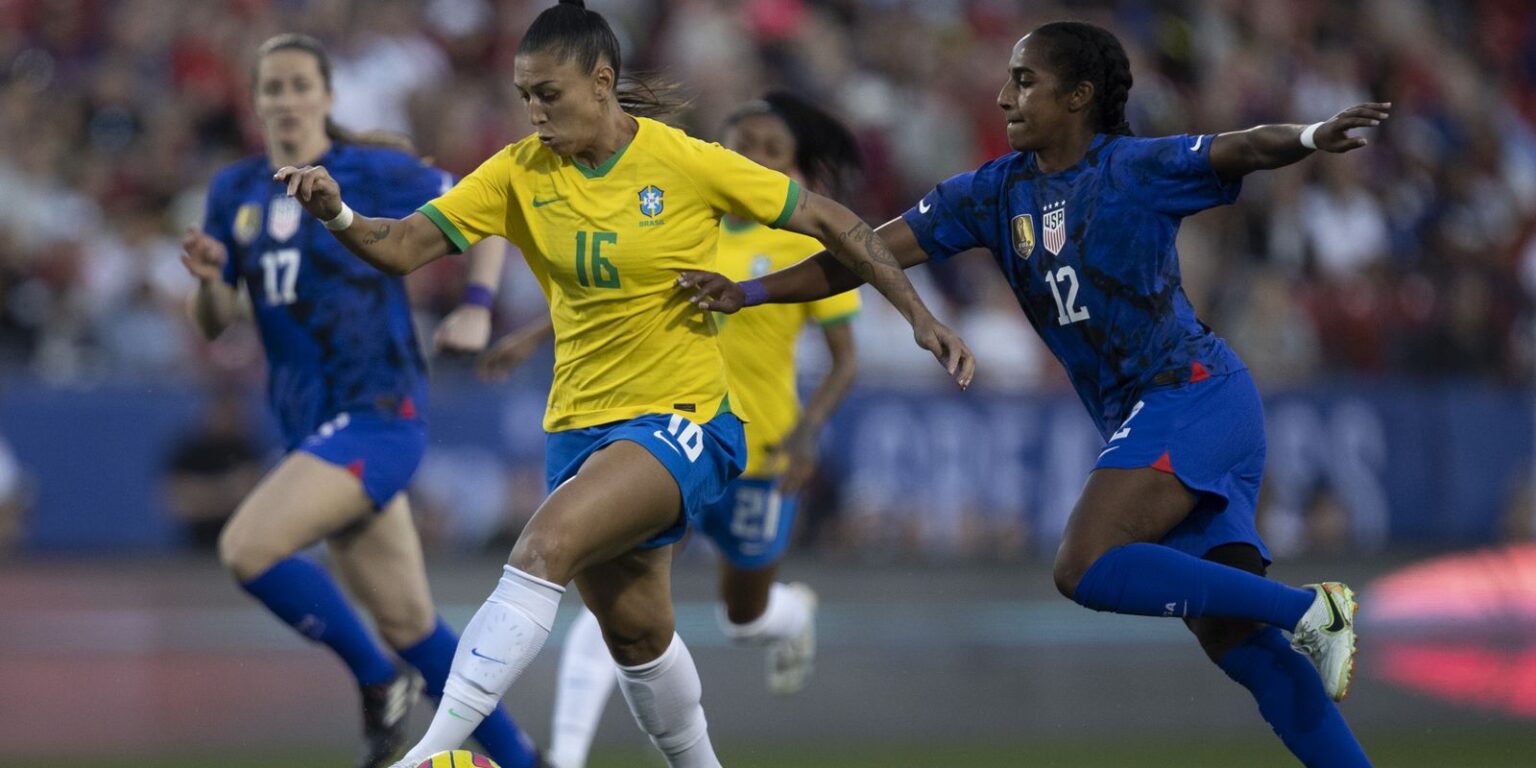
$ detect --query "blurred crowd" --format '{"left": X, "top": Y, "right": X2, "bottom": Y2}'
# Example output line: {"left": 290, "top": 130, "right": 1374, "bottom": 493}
{"left": 2, "top": 0, "right": 1535, "bottom": 558}
{"left": 1, "top": 0, "right": 1534, "bottom": 390}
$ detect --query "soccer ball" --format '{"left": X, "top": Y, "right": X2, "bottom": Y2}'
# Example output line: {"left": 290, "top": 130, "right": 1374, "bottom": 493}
{"left": 415, "top": 751, "right": 501, "bottom": 768}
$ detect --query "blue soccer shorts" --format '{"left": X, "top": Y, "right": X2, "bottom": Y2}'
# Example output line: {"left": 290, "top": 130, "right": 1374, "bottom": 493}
{"left": 1094, "top": 369, "right": 1271, "bottom": 563}
{"left": 545, "top": 410, "right": 747, "bottom": 548}
{"left": 299, "top": 411, "right": 427, "bottom": 509}
{"left": 694, "top": 476, "right": 799, "bottom": 569}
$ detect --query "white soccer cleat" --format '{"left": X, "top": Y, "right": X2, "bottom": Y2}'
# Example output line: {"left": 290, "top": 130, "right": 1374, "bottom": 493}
{"left": 766, "top": 582, "right": 818, "bottom": 695}
{"left": 1290, "top": 582, "right": 1359, "bottom": 702}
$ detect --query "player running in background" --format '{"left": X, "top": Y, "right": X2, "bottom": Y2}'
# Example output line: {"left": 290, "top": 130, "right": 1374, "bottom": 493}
{"left": 475, "top": 91, "right": 863, "bottom": 768}
{"left": 681, "top": 20, "right": 1387, "bottom": 768}
{"left": 180, "top": 34, "right": 539, "bottom": 768}
{"left": 271, "top": 3, "right": 970, "bottom": 767}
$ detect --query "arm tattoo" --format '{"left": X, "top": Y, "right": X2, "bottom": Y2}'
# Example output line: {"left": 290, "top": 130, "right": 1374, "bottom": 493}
{"left": 361, "top": 223, "right": 391, "bottom": 245}
{"left": 830, "top": 221, "right": 923, "bottom": 308}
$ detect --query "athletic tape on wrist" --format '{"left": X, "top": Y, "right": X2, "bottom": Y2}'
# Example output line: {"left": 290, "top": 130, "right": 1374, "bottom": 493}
{"left": 1299, "top": 122, "right": 1324, "bottom": 150}
{"left": 322, "top": 202, "right": 354, "bottom": 231}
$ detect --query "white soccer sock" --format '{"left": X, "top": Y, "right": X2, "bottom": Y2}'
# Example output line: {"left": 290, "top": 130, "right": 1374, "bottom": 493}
{"left": 549, "top": 608, "right": 618, "bottom": 768}
{"left": 399, "top": 565, "right": 563, "bottom": 765}
{"left": 717, "top": 582, "right": 809, "bottom": 645}
{"left": 616, "top": 634, "right": 720, "bottom": 768}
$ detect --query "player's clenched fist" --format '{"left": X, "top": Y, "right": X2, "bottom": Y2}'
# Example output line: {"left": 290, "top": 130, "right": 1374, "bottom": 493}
{"left": 273, "top": 165, "right": 344, "bottom": 220}
{"left": 180, "top": 225, "right": 228, "bottom": 283}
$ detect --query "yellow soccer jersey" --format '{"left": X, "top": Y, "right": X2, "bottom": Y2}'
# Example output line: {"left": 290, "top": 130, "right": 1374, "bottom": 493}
{"left": 419, "top": 117, "right": 801, "bottom": 431}
{"left": 716, "top": 219, "right": 861, "bottom": 478}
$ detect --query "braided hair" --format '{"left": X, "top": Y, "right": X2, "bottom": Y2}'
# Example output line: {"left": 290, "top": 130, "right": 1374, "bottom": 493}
{"left": 520, "top": 0, "right": 688, "bottom": 119}
{"left": 725, "top": 91, "right": 864, "bottom": 198}
{"left": 1030, "top": 21, "right": 1134, "bottom": 136}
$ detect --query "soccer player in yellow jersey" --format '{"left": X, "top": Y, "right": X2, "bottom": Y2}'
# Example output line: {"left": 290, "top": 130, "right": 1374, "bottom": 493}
{"left": 273, "top": 3, "right": 971, "bottom": 766}
{"left": 477, "top": 92, "right": 864, "bottom": 768}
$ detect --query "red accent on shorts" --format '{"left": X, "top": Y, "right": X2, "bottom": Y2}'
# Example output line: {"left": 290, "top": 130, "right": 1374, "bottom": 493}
{"left": 347, "top": 459, "right": 365, "bottom": 479}
{"left": 472, "top": 756, "right": 496, "bottom": 768}
{"left": 399, "top": 396, "right": 417, "bottom": 420}
{"left": 1150, "top": 451, "right": 1175, "bottom": 474}
{"left": 1190, "top": 361, "right": 1211, "bottom": 383}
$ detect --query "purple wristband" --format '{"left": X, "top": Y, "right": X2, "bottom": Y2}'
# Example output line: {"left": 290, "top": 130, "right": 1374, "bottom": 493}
{"left": 740, "top": 279, "right": 768, "bottom": 308}
{"left": 463, "top": 283, "right": 495, "bottom": 309}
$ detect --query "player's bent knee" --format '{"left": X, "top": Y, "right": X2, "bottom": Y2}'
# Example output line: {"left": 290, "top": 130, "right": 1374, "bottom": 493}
{"left": 602, "top": 622, "right": 674, "bottom": 667}
{"left": 507, "top": 528, "right": 577, "bottom": 585}
{"left": 217, "top": 523, "right": 287, "bottom": 581}
{"left": 1052, "top": 543, "right": 1104, "bottom": 600}
{"left": 606, "top": 632, "right": 672, "bottom": 667}
{"left": 376, "top": 613, "right": 434, "bottom": 649}
{"left": 372, "top": 597, "right": 435, "bottom": 649}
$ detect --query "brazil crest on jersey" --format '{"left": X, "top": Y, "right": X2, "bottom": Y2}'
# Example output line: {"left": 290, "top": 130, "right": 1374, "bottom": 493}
{"left": 418, "top": 117, "right": 800, "bottom": 432}
{"left": 902, "top": 133, "right": 1247, "bottom": 438}
{"left": 202, "top": 144, "right": 450, "bottom": 447}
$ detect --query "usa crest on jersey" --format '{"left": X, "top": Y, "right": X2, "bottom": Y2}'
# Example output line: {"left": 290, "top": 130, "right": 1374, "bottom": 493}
{"left": 1011, "top": 214, "right": 1035, "bottom": 259}
{"left": 267, "top": 196, "right": 303, "bottom": 242}
{"left": 1043, "top": 200, "right": 1066, "bottom": 256}
{"left": 639, "top": 185, "right": 664, "bottom": 218}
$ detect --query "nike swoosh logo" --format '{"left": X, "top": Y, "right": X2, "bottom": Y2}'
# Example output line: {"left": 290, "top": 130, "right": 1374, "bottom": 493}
{"left": 1190, "top": 135, "right": 1204, "bottom": 152}
{"left": 653, "top": 431, "right": 683, "bottom": 456}
{"left": 449, "top": 707, "right": 474, "bottom": 722}
{"left": 532, "top": 196, "right": 566, "bottom": 208}
{"left": 470, "top": 647, "right": 507, "bottom": 664}
{"left": 1097, "top": 445, "right": 1121, "bottom": 459}
{"left": 918, "top": 198, "right": 932, "bottom": 214}
{"left": 1322, "top": 590, "right": 1347, "bottom": 633}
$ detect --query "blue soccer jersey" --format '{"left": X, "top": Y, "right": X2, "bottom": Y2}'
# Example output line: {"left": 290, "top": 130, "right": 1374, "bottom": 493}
{"left": 202, "top": 144, "right": 451, "bottom": 448}
{"left": 903, "top": 133, "right": 1247, "bottom": 438}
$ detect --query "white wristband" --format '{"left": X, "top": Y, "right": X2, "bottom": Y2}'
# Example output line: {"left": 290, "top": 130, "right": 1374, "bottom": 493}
{"left": 323, "top": 202, "right": 355, "bottom": 231}
{"left": 1299, "top": 122, "right": 1324, "bottom": 150}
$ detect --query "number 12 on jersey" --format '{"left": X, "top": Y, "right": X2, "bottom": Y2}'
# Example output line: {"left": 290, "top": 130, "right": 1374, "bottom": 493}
{"left": 574, "top": 230, "right": 620, "bottom": 288}
{"left": 1045, "top": 265, "right": 1090, "bottom": 325}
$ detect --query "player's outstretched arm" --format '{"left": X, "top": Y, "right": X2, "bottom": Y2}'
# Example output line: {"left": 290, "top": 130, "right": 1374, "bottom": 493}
{"left": 781, "top": 192, "right": 969, "bottom": 387}
{"left": 1210, "top": 102, "right": 1391, "bottom": 181}
{"left": 272, "top": 165, "right": 454, "bottom": 275}
{"left": 679, "top": 216, "right": 929, "bottom": 311}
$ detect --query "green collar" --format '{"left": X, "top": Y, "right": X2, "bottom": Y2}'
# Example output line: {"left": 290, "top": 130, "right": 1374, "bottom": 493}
{"left": 572, "top": 120, "right": 640, "bottom": 179}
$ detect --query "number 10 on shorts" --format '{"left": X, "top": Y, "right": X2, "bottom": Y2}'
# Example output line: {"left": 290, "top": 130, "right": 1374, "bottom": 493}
{"left": 655, "top": 414, "right": 704, "bottom": 462}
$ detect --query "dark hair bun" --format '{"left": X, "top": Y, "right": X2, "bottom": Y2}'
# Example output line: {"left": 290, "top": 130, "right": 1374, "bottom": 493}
{"left": 559, "top": 0, "right": 586, "bottom": 7}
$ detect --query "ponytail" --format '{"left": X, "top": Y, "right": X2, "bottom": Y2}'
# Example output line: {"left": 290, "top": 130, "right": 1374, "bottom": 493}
{"left": 522, "top": 1, "right": 689, "bottom": 120}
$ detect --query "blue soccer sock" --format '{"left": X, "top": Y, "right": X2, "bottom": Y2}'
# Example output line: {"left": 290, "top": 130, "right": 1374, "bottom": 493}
{"left": 1218, "top": 627, "right": 1371, "bottom": 767}
{"left": 1073, "top": 543, "right": 1316, "bottom": 628}
{"left": 240, "top": 556, "right": 397, "bottom": 687}
{"left": 399, "top": 617, "right": 541, "bottom": 768}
